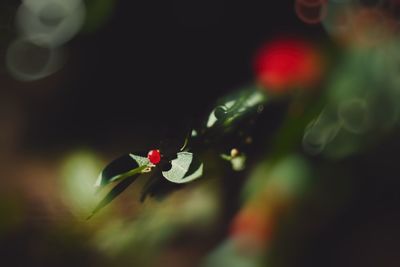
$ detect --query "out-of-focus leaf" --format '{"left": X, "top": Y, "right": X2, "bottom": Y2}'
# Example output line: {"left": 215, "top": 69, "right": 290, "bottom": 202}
{"left": 162, "top": 152, "right": 203, "bottom": 183}
{"left": 95, "top": 153, "right": 150, "bottom": 189}
{"left": 202, "top": 88, "right": 267, "bottom": 139}
{"left": 140, "top": 173, "right": 160, "bottom": 202}
{"left": 87, "top": 174, "right": 140, "bottom": 219}
{"left": 206, "top": 104, "right": 231, "bottom": 128}
{"left": 140, "top": 173, "right": 184, "bottom": 202}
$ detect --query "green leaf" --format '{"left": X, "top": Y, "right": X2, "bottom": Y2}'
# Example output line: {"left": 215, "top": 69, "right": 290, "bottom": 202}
{"left": 162, "top": 152, "right": 203, "bottom": 183}
{"left": 205, "top": 88, "right": 267, "bottom": 131}
{"left": 87, "top": 174, "right": 139, "bottom": 219}
{"left": 94, "top": 153, "right": 150, "bottom": 189}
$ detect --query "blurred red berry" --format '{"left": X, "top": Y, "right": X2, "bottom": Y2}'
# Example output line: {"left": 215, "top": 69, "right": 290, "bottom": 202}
{"left": 254, "top": 38, "right": 322, "bottom": 93}
{"left": 230, "top": 207, "right": 273, "bottom": 248}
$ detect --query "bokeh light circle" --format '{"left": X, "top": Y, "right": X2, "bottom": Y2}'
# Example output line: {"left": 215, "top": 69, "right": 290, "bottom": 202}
{"left": 337, "top": 98, "right": 370, "bottom": 134}
{"left": 6, "top": 37, "right": 64, "bottom": 81}
{"left": 302, "top": 111, "right": 341, "bottom": 155}
{"left": 16, "top": 0, "right": 85, "bottom": 47}
{"left": 295, "top": 0, "right": 328, "bottom": 24}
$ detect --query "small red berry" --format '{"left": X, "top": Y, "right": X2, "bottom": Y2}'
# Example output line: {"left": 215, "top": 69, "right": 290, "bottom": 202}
{"left": 147, "top": 149, "right": 161, "bottom": 164}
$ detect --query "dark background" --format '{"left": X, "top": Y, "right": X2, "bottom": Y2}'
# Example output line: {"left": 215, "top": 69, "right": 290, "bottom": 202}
{"left": 21, "top": 0, "right": 324, "bottom": 153}
{"left": 1, "top": 1, "right": 400, "bottom": 266}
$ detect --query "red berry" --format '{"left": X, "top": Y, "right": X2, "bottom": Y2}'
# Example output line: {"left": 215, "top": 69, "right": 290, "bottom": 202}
{"left": 147, "top": 149, "right": 161, "bottom": 164}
